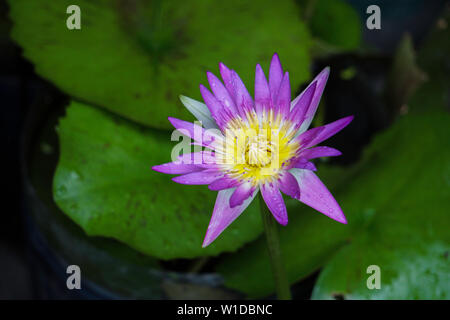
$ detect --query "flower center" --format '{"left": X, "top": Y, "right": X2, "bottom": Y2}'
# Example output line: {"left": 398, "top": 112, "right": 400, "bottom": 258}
{"left": 244, "top": 134, "right": 273, "bottom": 167}
{"left": 216, "top": 113, "right": 299, "bottom": 185}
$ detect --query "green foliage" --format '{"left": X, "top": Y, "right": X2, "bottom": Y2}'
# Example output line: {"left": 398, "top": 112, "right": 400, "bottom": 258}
{"left": 217, "top": 111, "right": 450, "bottom": 298}
{"left": 312, "top": 241, "right": 450, "bottom": 299}
{"left": 9, "top": 0, "right": 311, "bottom": 129}
{"left": 53, "top": 101, "right": 262, "bottom": 259}
{"left": 309, "top": 0, "right": 362, "bottom": 50}
{"left": 310, "top": 13, "right": 450, "bottom": 299}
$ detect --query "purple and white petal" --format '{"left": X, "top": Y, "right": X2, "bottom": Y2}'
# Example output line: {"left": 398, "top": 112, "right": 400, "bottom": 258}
{"left": 261, "top": 183, "right": 288, "bottom": 225}
{"left": 290, "top": 169, "right": 347, "bottom": 224}
{"left": 231, "top": 70, "right": 254, "bottom": 117}
{"left": 177, "top": 151, "right": 216, "bottom": 165}
{"left": 254, "top": 64, "right": 271, "bottom": 116}
{"left": 299, "top": 146, "right": 341, "bottom": 160}
{"left": 288, "top": 81, "right": 316, "bottom": 130}
{"left": 208, "top": 176, "right": 239, "bottom": 191}
{"left": 172, "top": 170, "right": 222, "bottom": 185}
{"left": 230, "top": 181, "right": 255, "bottom": 208}
{"left": 168, "top": 116, "right": 223, "bottom": 149}
{"left": 293, "top": 126, "right": 325, "bottom": 149}
{"left": 179, "top": 95, "right": 218, "bottom": 130}
{"left": 199, "top": 84, "right": 229, "bottom": 129}
{"left": 294, "top": 67, "right": 330, "bottom": 134}
{"left": 291, "top": 159, "right": 317, "bottom": 171}
{"left": 152, "top": 162, "right": 203, "bottom": 175}
{"left": 278, "top": 171, "right": 300, "bottom": 199}
{"left": 202, "top": 188, "right": 258, "bottom": 247}
{"left": 269, "top": 53, "right": 283, "bottom": 103}
{"left": 219, "top": 62, "right": 234, "bottom": 97}
{"left": 276, "top": 72, "right": 291, "bottom": 118}
{"left": 305, "top": 116, "right": 354, "bottom": 148}
{"left": 207, "top": 71, "right": 237, "bottom": 113}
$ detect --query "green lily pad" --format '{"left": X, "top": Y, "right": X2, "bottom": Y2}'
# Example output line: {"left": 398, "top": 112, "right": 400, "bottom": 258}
{"left": 311, "top": 15, "right": 450, "bottom": 298}
{"left": 53, "top": 101, "right": 262, "bottom": 259}
{"left": 312, "top": 240, "right": 450, "bottom": 299}
{"left": 308, "top": 0, "right": 362, "bottom": 51}
{"left": 217, "top": 110, "right": 450, "bottom": 298}
{"left": 9, "top": 0, "right": 311, "bottom": 129}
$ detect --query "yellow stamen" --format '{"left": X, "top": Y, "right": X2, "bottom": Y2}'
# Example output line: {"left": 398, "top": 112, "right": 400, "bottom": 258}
{"left": 215, "top": 111, "right": 299, "bottom": 186}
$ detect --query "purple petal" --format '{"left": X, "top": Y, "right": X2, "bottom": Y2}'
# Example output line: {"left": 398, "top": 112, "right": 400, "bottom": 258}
{"left": 294, "top": 126, "right": 325, "bottom": 149}
{"left": 291, "top": 159, "right": 317, "bottom": 171}
{"left": 172, "top": 170, "right": 222, "bottom": 185}
{"left": 290, "top": 169, "right": 347, "bottom": 224}
{"left": 207, "top": 71, "right": 237, "bottom": 113}
{"left": 219, "top": 62, "right": 234, "bottom": 97}
{"left": 295, "top": 67, "right": 330, "bottom": 133}
{"left": 199, "top": 84, "right": 229, "bottom": 129}
{"left": 276, "top": 72, "right": 291, "bottom": 118}
{"left": 230, "top": 182, "right": 255, "bottom": 208}
{"left": 202, "top": 188, "right": 258, "bottom": 247}
{"left": 177, "top": 151, "right": 216, "bottom": 165}
{"left": 288, "top": 81, "right": 316, "bottom": 129}
{"left": 168, "top": 117, "right": 222, "bottom": 148}
{"left": 254, "top": 64, "right": 271, "bottom": 115}
{"left": 269, "top": 53, "right": 283, "bottom": 103}
{"left": 306, "top": 116, "right": 354, "bottom": 148}
{"left": 278, "top": 171, "right": 300, "bottom": 199}
{"left": 261, "top": 183, "right": 288, "bottom": 225}
{"left": 208, "top": 176, "right": 239, "bottom": 191}
{"left": 299, "top": 146, "right": 341, "bottom": 160}
{"left": 152, "top": 162, "right": 203, "bottom": 175}
{"left": 231, "top": 70, "right": 254, "bottom": 117}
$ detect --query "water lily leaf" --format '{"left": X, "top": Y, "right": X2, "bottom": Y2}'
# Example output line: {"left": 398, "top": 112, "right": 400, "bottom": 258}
{"left": 217, "top": 110, "right": 450, "bottom": 298}
{"left": 312, "top": 241, "right": 450, "bottom": 299}
{"left": 311, "top": 15, "right": 450, "bottom": 298}
{"left": 53, "top": 101, "right": 262, "bottom": 259}
{"left": 8, "top": 0, "right": 311, "bottom": 129}
{"left": 308, "top": 0, "right": 362, "bottom": 51}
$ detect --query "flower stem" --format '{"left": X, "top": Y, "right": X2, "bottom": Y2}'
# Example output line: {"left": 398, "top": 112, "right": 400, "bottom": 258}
{"left": 258, "top": 193, "right": 292, "bottom": 300}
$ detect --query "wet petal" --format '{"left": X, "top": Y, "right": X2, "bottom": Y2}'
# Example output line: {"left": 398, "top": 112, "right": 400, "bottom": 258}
{"left": 199, "top": 84, "right": 229, "bottom": 129}
{"left": 177, "top": 151, "right": 216, "bottom": 165}
{"left": 230, "top": 181, "right": 255, "bottom": 208}
{"left": 219, "top": 62, "right": 233, "bottom": 96}
{"left": 202, "top": 188, "right": 258, "bottom": 247}
{"left": 208, "top": 176, "right": 239, "bottom": 191}
{"left": 278, "top": 171, "right": 300, "bottom": 199}
{"left": 152, "top": 162, "right": 203, "bottom": 175}
{"left": 207, "top": 71, "right": 237, "bottom": 113}
{"left": 261, "top": 183, "right": 288, "bottom": 225}
{"left": 172, "top": 170, "right": 222, "bottom": 185}
{"left": 179, "top": 95, "right": 218, "bottom": 130}
{"left": 290, "top": 169, "right": 347, "bottom": 223}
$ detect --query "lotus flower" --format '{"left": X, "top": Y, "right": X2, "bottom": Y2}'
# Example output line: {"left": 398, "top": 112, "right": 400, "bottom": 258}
{"left": 153, "top": 53, "right": 353, "bottom": 247}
